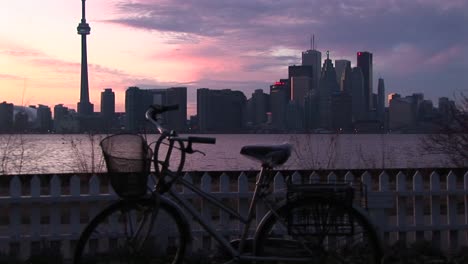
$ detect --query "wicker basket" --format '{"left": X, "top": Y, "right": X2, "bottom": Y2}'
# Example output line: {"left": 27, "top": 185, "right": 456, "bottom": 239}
{"left": 100, "top": 134, "right": 152, "bottom": 199}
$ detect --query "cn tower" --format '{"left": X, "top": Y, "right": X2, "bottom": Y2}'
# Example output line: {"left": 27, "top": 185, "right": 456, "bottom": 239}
{"left": 77, "top": 0, "right": 94, "bottom": 116}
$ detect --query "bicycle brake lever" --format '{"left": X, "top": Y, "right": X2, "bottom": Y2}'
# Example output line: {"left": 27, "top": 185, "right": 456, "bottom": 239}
{"left": 193, "top": 150, "right": 206, "bottom": 156}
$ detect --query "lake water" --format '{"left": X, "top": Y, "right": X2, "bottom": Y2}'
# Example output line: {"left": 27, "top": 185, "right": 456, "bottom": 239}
{"left": 0, "top": 134, "right": 454, "bottom": 175}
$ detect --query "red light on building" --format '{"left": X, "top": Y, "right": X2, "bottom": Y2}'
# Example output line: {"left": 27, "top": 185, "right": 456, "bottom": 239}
{"left": 358, "top": 52, "right": 362, "bottom": 56}
{"left": 274, "top": 81, "right": 285, "bottom": 86}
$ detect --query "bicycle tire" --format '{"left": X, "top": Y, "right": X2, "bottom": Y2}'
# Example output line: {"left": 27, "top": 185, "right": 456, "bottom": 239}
{"left": 255, "top": 197, "right": 383, "bottom": 264}
{"left": 73, "top": 198, "right": 189, "bottom": 264}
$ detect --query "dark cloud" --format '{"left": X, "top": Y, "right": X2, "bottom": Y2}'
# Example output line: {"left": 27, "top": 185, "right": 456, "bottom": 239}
{"left": 108, "top": 0, "right": 468, "bottom": 102}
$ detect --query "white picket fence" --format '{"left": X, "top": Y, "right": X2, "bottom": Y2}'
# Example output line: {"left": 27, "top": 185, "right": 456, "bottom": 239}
{"left": 0, "top": 169, "right": 468, "bottom": 260}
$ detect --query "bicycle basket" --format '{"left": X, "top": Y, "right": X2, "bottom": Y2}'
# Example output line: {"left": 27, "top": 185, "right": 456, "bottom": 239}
{"left": 100, "top": 134, "right": 152, "bottom": 199}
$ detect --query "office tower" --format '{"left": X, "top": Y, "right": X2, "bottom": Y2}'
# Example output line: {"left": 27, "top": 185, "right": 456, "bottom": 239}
{"left": 357, "top": 51, "right": 373, "bottom": 112}
{"left": 331, "top": 93, "right": 352, "bottom": 131}
{"left": 101, "top": 88, "right": 115, "bottom": 118}
{"left": 350, "top": 67, "right": 366, "bottom": 121}
{"left": 335, "top": 60, "right": 351, "bottom": 92}
{"left": 389, "top": 94, "right": 413, "bottom": 130}
{"left": 37, "top": 105, "right": 52, "bottom": 132}
{"left": 269, "top": 81, "right": 289, "bottom": 131}
{"left": 14, "top": 111, "right": 29, "bottom": 132}
{"left": 288, "top": 65, "right": 314, "bottom": 101}
{"left": 0, "top": 101, "right": 14, "bottom": 133}
{"left": 165, "top": 87, "right": 187, "bottom": 132}
{"left": 302, "top": 37, "right": 321, "bottom": 92}
{"left": 197, "top": 88, "right": 246, "bottom": 132}
{"left": 377, "top": 78, "right": 385, "bottom": 123}
{"left": 438, "top": 97, "right": 456, "bottom": 121}
{"left": 144, "top": 87, "right": 187, "bottom": 131}
{"left": 77, "top": 0, "right": 94, "bottom": 116}
{"left": 318, "top": 51, "right": 339, "bottom": 129}
{"left": 291, "top": 76, "right": 312, "bottom": 107}
{"left": 286, "top": 101, "right": 304, "bottom": 130}
{"left": 100, "top": 88, "right": 115, "bottom": 130}
{"left": 248, "top": 89, "right": 269, "bottom": 126}
{"left": 125, "top": 87, "right": 153, "bottom": 132}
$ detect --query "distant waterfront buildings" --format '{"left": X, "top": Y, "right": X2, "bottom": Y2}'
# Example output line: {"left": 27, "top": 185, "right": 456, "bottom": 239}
{"left": 0, "top": 42, "right": 460, "bottom": 134}
{"left": 357, "top": 51, "right": 373, "bottom": 113}
{"left": 197, "top": 88, "right": 246, "bottom": 133}
{"left": 36, "top": 105, "right": 52, "bottom": 132}
{"left": 0, "top": 102, "right": 13, "bottom": 133}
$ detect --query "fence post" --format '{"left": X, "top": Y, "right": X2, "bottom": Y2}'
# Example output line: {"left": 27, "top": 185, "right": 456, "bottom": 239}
{"left": 291, "top": 171, "right": 301, "bottom": 184}
{"left": 238, "top": 172, "right": 249, "bottom": 234}
{"left": 88, "top": 175, "right": 100, "bottom": 226}
{"left": 344, "top": 171, "right": 354, "bottom": 183}
{"left": 378, "top": 171, "right": 390, "bottom": 244}
{"left": 309, "top": 171, "right": 320, "bottom": 183}
{"left": 70, "top": 175, "right": 81, "bottom": 236}
{"left": 256, "top": 171, "right": 267, "bottom": 227}
{"left": 327, "top": 171, "right": 337, "bottom": 183}
{"left": 50, "top": 175, "right": 61, "bottom": 236}
{"left": 9, "top": 176, "right": 21, "bottom": 241}
{"left": 219, "top": 173, "right": 230, "bottom": 239}
{"left": 447, "top": 171, "right": 458, "bottom": 251}
{"left": 430, "top": 171, "right": 441, "bottom": 249}
{"left": 396, "top": 171, "right": 407, "bottom": 243}
{"left": 201, "top": 172, "right": 212, "bottom": 250}
{"left": 413, "top": 171, "right": 424, "bottom": 242}
{"left": 31, "top": 176, "right": 41, "bottom": 240}
{"left": 274, "top": 171, "right": 285, "bottom": 192}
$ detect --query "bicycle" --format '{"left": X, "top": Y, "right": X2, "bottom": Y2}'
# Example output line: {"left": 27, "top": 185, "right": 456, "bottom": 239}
{"left": 73, "top": 104, "right": 383, "bottom": 264}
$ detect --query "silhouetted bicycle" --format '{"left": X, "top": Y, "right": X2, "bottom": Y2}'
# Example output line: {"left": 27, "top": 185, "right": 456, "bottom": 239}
{"left": 73, "top": 104, "right": 383, "bottom": 264}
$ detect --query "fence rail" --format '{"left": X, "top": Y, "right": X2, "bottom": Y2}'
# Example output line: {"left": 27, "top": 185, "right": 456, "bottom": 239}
{"left": 1, "top": 169, "right": 468, "bottom": 260}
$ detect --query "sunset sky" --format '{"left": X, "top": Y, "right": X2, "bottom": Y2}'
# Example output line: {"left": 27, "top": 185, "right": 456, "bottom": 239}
{"left": 1, "top": 0, "right": 467, "bottom": 115}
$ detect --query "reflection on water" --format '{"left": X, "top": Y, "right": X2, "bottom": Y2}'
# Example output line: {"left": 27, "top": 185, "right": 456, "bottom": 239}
{"left": 0, "top": 134, "right": 452, "bottom": 175}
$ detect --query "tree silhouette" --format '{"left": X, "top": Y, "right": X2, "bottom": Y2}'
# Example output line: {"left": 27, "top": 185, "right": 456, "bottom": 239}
{"left": 422, "top": 93, "right": 468, "bottom": 167}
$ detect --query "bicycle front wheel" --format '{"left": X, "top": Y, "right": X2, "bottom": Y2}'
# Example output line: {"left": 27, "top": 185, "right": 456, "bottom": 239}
{"left": 73, "top": 198, "right": 189, "bottom": 264}
{"left": 255, "top": 198, "right": 383, "bottom": 264}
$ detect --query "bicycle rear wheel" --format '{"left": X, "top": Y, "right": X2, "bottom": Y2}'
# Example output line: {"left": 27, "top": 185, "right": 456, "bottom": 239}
{"left": 73, "top": 198, "right": 189, "bottom": 264}
{"left": 255, "top": 198, "right": 382, "bottom": 264}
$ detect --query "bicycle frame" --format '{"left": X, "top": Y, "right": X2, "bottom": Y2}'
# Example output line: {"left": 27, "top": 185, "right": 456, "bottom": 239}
{"left": 160, "top": 165, "right": 288, "bottom": 262}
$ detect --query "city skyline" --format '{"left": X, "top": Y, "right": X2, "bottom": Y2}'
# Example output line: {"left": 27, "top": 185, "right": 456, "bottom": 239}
{"left": 1, "top": 0, "right": 467, "bottom": 116}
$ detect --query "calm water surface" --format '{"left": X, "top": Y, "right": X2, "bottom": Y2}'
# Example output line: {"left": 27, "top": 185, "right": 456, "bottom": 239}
{"left": 0, "top": 134, "right": 452, "bottom": 175}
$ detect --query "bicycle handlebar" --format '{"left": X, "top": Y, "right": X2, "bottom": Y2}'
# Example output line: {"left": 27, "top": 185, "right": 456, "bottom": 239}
{"left": 145, "top": 104, "right": 179, "bottom": 133}
{"left": 145, "top": 104, "right": 216, "bottom": 145}
{"left": 188, "top": 136, "right": 216, "bottom": 144}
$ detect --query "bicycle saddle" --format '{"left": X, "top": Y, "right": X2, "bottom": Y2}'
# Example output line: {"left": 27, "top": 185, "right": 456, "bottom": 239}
{"left": 240, "top": 143, "right": 292, "bottom": 168}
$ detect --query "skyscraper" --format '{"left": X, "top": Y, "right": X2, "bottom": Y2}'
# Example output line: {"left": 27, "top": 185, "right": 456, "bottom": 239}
{"left": 377, "top": 78, "right": 385, "bottom": 123}
{"left": 125, "top": 87, "right": 152, "bottom": 132}
{"left": 302, "top": 50, "right": 321, "bottom": 91}
{"left": 101, "top": 88, "right": 115, "bottom": 130}
{"left": 269, "top": 81, "right": 289, "bottom": 131}
{"left": 197, "top": 88, "right": 246, "bottom": 132}
{"left": 77, "top": 0, "right": 94, "bottom": 116}
{"left": 318, "top": 51, "right": 339, "bottom": 129}
{"left": 334, "top": 60, "right": 351, "bottom": 91}
{"left": 350, "top": 67, "right": 366, "bottom": 121}
{"left": 0, "top": 101, "right": 14, "bottom": 133}
{"left": 288, "top": 65, "right": 313, "bottom": 101}
{"left": 165, "top": 87, "right": 187, "bottom": 132}
{"left": 357, "top": 51, "right": 373, "bottom": 112}
{"left": 302, "top": 36, "right": 321, "bottom": 92}
{"left": 101, "top": 88, "right": 115, "bottom": 118}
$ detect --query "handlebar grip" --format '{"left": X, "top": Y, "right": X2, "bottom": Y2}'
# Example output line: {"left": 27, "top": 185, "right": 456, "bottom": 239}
{"left": 163, "top": 104, "right": 179, "bottom": 111}
{"left": 188, "top": 136, "right": 216, "bottom": 144}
